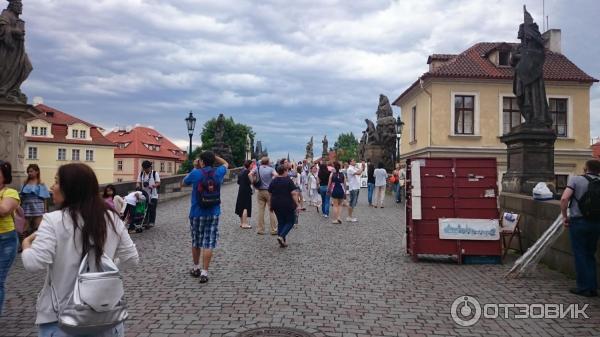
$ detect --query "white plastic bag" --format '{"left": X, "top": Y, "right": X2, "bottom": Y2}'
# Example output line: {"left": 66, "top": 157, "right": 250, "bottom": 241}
{"left": 532, "top": 182, "right": 553, "bottom": 200}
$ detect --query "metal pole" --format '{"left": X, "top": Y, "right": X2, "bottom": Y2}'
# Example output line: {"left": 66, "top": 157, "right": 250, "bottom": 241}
{"left": 188, "top": 134, "right": 193, "bottom": 161}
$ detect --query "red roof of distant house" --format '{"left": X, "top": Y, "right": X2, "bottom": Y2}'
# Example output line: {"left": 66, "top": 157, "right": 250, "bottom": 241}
{"left": 593, "top": 141, "right": 600, "bottom": 159}
{"left": 26, "top": 104, "right": 115, "bottom": 146}
{"left": 394, "top": 42, "right": 598, "bottom": 105}
{"left": 105, "top": 126, "right": 187, "bottom": 161}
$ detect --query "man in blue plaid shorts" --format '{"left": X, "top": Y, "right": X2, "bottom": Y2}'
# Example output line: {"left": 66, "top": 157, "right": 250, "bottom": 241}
{"left": 183, "top": 151, "right": 228, "bottom": 283}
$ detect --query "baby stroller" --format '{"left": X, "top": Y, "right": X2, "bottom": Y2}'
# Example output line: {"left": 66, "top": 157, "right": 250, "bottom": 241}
{"left": 131, "top": 190, "right": 149, "bottom": 233}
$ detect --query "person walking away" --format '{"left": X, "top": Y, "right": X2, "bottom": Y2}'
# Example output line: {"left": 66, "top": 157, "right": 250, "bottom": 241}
{"left": 0, "top": 161, "right": 20, "bottom": 316}
{"left": 183, "top": 152, "right": 228, "bottom": 283}
{"left": 269, "top": 164, "right": 300, "bottom": 247}
{"left": 297, "top": 166, "right": 307, "bottom": 211}
{"left": 318, "top": 162, "right": 331, "bottom": 218}
{"left": 345, "top": 159, "right": 363, "bottom": 222}
{"left": 249, "top": 157, "right": 277, "bottom": 235}
{"left": 366, "top": 159, "right": 375, "bottom": 206}
{"left": 328, "top": 162, "right": 346, "bottom": 224}
{"left": 235, "top": 160, "right": 253, "bottom": 229}
{"left": 374, "top": 162, "right": 388, "bottom": 208}
{"left": 20, "top": 164, "right": 50, "bottom": 242}
{"left": 397, "top": 165, "right": 406, "bottom": 203}
{"left": 136, "top": 160, "right": 160, "bottom": 228}
{"left": 560, "top": 159, "right": 600, "bottom": 297}
{"left": 21, "top": 163, "right": 139, "bottom": 336}
{"left": 307, "top": 165, "right": 320, "bottom": 212}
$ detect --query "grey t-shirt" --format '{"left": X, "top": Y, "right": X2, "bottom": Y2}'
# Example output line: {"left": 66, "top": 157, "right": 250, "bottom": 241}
{"left": 252, "top": 165, "right": 275, "bottom": 190}
{"left": 567, "top": 174, "right": 600, "bottom": 217}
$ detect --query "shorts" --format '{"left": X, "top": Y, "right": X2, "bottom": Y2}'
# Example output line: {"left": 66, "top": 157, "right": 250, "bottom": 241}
{"left": 190, "top": 215, "right": 220, "bottom": 249}
{"left": 349, "top": 189, "right": 360, "bottom": 208}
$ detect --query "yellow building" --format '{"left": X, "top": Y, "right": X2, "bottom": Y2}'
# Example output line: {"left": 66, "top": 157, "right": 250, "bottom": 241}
{"left": 24, "top": 103, "right": 115, "bottom": 184}
{"left": 393, "top": 30, "right": 598, "bottom": 191}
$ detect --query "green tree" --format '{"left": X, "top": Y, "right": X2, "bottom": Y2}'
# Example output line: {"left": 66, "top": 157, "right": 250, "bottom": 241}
{"left": 334, "top": 132, "right": 359, "bottom": 163}
{"left": 200, "top": 116, "right": 255, "bottom": 168}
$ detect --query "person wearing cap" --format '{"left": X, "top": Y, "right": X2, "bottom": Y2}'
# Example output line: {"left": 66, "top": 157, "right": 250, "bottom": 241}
{"left": 136, "top": 160, "right": 160, "bottom": 228}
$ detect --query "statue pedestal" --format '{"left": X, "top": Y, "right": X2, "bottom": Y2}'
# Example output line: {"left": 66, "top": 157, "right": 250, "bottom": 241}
{"left": 500, "top": 127, "right": 557, "bottom": 194}
{"left": 0, "top": 102, "right": 36, "bottom": 188}
{"left": 364, "top": 144, "right": 385, "bottom": 164}
{"left": 212, "top": 142, "right": 234, "bottom": 166}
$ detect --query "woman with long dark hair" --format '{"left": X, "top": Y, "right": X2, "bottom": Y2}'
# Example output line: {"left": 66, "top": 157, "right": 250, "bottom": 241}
{"left": 21, "top": 163, "right": 139, "bottom": 336}
{"left": 328, "top": 161, "right": 346, "bottom": 224}
{"left": 317, "top": 161, "right": 331, "bottom": 218}
{"left": 0, "top": 160, "right": 20, "bottom": 316}
{"left": 20, "top": 164, "right": 50, "bottom": 236}
{"left": 235, "top": 160, "right": 253, "bottom": 229}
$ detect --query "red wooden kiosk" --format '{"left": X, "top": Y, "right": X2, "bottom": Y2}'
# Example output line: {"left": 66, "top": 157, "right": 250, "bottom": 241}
{"left": 405, "top": 157, "right": 502, "bottom": 263}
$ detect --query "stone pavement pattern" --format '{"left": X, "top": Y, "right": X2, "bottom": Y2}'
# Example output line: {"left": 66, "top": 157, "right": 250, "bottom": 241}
{"left": 2, "top": 184, "right": 600, "bottom": 337}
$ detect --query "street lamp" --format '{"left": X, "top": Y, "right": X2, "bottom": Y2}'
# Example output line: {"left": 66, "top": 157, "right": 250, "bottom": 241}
{"left": 185, "top": 111, "right": 196, "bottom": 160}
{"left": 395, "top": 115, "right": 404, "bottom": 165}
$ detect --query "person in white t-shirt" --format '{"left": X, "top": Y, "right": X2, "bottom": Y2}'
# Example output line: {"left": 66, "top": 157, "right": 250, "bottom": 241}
{"left": 136, "top": 160, "right": 160, "bottom": 228}
{"left": 345, "top": 159, "right": 364, "bottom": 222}
{"left": 374, "top": 162, "right": 388, "bottom": 208}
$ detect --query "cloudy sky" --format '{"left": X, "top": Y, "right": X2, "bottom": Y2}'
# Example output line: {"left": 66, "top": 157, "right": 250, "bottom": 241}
{"left": 20, "top": 0, "right": 599, "bottom": 161}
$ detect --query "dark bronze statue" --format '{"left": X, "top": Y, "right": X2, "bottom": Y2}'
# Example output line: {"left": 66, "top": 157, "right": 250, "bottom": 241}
{"left": 0, "top": 0, "right": 32, "bottom": 104}
{"left": 511, "top": 6, "right": 552, "bottom": 129}
{"left": 305, "top": 136, "right": 313, "bottom": 160}
{"left": 322, "top": 135, "right": 328, "bottom": 158}
{"left": 376, "top": 94, "right": 394, "bottom": 119}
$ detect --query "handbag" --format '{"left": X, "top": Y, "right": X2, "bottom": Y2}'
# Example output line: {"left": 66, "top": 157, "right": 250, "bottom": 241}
{"left": 252, "top": 166, "right": 262, "bottom": 189}
{"left": 53, "top": 250, "right": 128, "bottom": 334}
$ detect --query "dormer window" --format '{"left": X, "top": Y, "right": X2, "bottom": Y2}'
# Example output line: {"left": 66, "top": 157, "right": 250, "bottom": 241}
{"left": 31, "top": 126, "right": 39, "bottom": 136}
{"left": 72, "top": 130, "right": 79, "bottom": 138}
{"left": 499, "top": 51, "right": 510, "bottom": 66}
{"left": 80, "top": 130, "right": 86, "bottom": 139}
{"left": 40, "top": 127, "right": 47, "bottom": 136}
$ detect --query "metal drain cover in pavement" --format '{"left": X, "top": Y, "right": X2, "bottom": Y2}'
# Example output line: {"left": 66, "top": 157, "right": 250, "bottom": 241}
{"left": 237, "top": 327, "right": 315, "bottom": 337}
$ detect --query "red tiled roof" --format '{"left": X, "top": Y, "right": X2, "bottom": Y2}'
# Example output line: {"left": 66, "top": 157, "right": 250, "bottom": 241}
{"left": 26, "top": 104, "right": 115, "bottom": 146}
{"left": 593, "top": 142, "right": 600, "bottom": 159}
{"left": 105, "top": 126, "right": 187, "bottom": 161}
{"left": 427, "top": 54, "right": 457, "bottom": 64}
{"left": 394, "top": 42, "right": 598, "bottom": 105}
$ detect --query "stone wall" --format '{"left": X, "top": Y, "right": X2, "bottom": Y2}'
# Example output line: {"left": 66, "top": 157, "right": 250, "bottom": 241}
{"left": 499, "top": 192, "right": 600, "bottom": 283}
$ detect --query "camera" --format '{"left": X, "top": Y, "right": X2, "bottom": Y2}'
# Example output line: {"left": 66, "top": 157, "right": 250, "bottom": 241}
{"left": 143, "top": 182, "right": 150, "bottom": 188}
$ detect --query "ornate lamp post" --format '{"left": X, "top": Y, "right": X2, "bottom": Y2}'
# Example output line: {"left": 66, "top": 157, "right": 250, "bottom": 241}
{"left": 185, "top": 111, "right": 196, "bottom": 160}
{"left": 395, "top": 115, "right": 404, "bottom": 165}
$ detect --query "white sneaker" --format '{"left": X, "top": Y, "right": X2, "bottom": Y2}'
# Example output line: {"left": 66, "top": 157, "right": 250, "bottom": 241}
{"left": 323, "top": 214, "right": 329, "bottom": 218}
{"left": 351, "top": 218, "right": 358, "bottom": 223}
{"left": 345, "top": 217, "right": 353, "bottom": 222}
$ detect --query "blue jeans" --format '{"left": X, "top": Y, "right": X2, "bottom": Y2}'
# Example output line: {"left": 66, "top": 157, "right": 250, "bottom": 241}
{"left": 39, "top": 322, "right": 124, "bottom": 337}
{"left": 0, "top": 230, "right": 18, "bottom": 316}
{"left": 394, "top": 183, "right": 403, "bottom": 202}
{"left": 275, "top": 210, "right": 295, "bottom": 240}
{"left": 569, "top": 217, "right": 600, "bottom": 292}
{"left": 319, "top": 186, "right": 330, "bottom": 216}
{"left": 367, "top": 183, "right": 375, "bottom": 205}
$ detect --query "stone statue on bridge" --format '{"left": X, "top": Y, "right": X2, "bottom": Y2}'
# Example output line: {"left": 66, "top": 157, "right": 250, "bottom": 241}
{"left": 358, "top": 94, "right": 397, "bottom": 170}
{"left": 512, "top": 5, "right": 552, "bottom": 129}
{"left": 0, "top": 0, "right": 32, "bottom": 104}
{"left": 305, "top": 136, "right": 314, "bottom": 161}
{"left": 322, "top": 135, "right": 328, "bottom": 159}
{"left": 212, "top": 114, "right": 234, "bottom": 165}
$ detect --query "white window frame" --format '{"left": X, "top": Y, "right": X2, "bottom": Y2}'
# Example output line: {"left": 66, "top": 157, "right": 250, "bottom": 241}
{"left": 450, "top": 91, "right": 480, "bottom": 136}
{"left": 28, "top": 147, "right": 38, "bottom": 160}
{"left": 72, "top": 149, "right": 80, "bottom": 161}
{"left": 410, "top": 105, "right": 417, "bottom": 143}
{"left": 547, "top": 95, "right": 572, "bottom": 138}
{"left": 498, "top": 93, "right": 525, "bottom": 136}
{"left": 72, "top": 129, "right": 79, "bottom": 138}
{"left": 85, "top": 149, "right": 94, "bottom": 162}
{"left": 80, "top": 130, "right": 87, "bottom": 139}
{"left": 31, "top": 126, "right": 38, "bottom": 136}
{"left": 117, "top": 160, "right": 123, "bottom": 171}
{"left": 40, "top": 127, "right": 48, "bottom": 136}
{"left": 57, "top": 148, "right": 67, "bottom": 161}
{"left": 160, "top": 161, "right": 165, "bottom": 173}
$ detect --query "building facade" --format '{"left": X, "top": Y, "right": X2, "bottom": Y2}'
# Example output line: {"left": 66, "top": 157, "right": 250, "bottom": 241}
{"left": 393, "top": 31, "right": 597, "bottom": 191}
{"left": 105, "top": 126, "right": 187, "bottom": 182}
{"left": 24, "top": 104, "right": 115, "bottom": 184}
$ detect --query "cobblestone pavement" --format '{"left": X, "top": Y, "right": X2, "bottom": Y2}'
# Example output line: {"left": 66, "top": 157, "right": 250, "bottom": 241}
{"left": 2, "top": 184, "right": 600, "bottom": 337}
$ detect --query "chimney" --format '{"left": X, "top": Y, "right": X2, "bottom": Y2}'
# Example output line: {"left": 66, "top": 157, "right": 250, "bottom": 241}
{"left": 32, "top": 96, "right": 44, "bottom": 106}
{"left": 542, "top": 29, "right": 561, "bottom": 54}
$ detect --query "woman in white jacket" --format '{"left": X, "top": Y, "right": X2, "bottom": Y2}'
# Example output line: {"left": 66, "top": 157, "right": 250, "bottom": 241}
{"left": 21, "top": 163, "right": 139, "bottom": 337}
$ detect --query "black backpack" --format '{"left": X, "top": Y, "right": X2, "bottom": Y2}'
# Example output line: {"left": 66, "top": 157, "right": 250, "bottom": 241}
{"left": 578, "top": 175, "right": 600, "bottom": 221}
{"left": 197, "top": 167, "right": 221, "bottom": 208}
{"left": 252, "top": 166, "right": 262, "bottom": 189}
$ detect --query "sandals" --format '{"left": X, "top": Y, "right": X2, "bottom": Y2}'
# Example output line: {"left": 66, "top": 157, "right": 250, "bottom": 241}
{"left": 240, "top": 224, "right": 252, "bottom": 229}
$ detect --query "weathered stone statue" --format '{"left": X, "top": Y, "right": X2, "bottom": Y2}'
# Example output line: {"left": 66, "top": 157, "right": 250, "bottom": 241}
{"left": 0, "top": 0, "right": 32, "bottom": 104}
{"left": 512, "top": 6, "right": 552, "bottom": 128}
{"left": 211, "top": 114, "right": 233, "bottom": 165}
{"left": 322, "top": 135, "right": 328, "bottom": 158}
{"left": 305, "top": 136, "right": 314, "bottom": 161}
{"left": 365, "top": 119, "right": 379, "bottom": 144}
{"left": 501, "top": 6, "right": 557, "bottom": 194}
{"left": 376, "top": 94, "right": 394, "bottom": 119}
{"left": 245, "top": 133, "right": 252, "bottom": 161}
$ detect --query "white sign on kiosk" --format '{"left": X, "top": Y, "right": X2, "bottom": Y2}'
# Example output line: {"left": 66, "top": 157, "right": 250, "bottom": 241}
{"left": 439, "top": 218, "right": 500, "bottom": 240}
